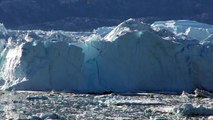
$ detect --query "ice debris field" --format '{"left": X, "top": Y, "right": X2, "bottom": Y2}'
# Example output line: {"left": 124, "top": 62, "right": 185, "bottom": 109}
{"left": 0, "top": 19, "right": 213, "bottom": 93}
{"left": 0, "top": 90, "right": 213, "bottom": 119}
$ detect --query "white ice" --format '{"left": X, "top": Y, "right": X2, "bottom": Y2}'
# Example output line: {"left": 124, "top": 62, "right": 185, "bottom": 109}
{"left": 151, "top": 20, "right": 213, "bottom": 42}
{"left": 0, "top": 19, "right": 213, "bottom": 93}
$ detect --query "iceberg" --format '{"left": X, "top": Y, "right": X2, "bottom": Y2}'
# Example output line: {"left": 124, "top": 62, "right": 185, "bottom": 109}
{"left": 0, "top": 19, "right": 213, "bottom": 93}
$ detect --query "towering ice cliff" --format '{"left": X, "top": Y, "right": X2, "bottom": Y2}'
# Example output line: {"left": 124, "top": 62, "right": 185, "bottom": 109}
{"left": 0, "top": 19, "right": 213, "bottom": 93}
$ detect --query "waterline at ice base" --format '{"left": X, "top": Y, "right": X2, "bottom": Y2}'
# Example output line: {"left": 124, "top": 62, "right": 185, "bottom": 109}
{"left": 0, "top": 19, "right": 213, "bottom": 93}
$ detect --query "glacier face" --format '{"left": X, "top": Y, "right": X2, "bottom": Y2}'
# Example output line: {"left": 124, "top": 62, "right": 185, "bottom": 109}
{"left": 0, "top": 19, "right": 213, "bottom": 93}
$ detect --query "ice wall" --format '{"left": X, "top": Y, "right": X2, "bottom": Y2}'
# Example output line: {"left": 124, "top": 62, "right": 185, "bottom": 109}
{"left": 0, "top": 19, "right": 213, "bottom": 93}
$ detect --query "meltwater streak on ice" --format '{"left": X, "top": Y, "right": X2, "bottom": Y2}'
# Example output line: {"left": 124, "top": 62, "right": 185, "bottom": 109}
{"left": 0, "top": 19, "right": 213, "bottom": 93}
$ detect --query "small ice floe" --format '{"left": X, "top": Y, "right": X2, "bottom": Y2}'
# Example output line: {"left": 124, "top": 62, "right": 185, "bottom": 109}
{"left": 40, "top": 113, "right": 64, "bottom": 120}
{"left": 194, "top": 89, "right": 213, "bottom": 98}
{"left": 113, "top": 100, "right": 165, "bottom": 106}
{"left": 152, "top": 116, "right": 168, "bottom": 120}
{"left": 26, "top": 95, "right": 48, "bottom": 101}
{"left": 28, "top": 113, "right": 64, "bottom": 120}
{"left": 174, "top": 103, "right": 213, "bottom": 116}
{"left": 144, "top": 108, "right": 169, "bottom": 120}
{"left": 0, "top": 90, "right": 5, "bottom": 96}
{"left": 28, "top": 116, "right": 42, "bottom": 120}
{"left": 208, "top": 116, "right": 213, "bottom": 120}
{"left": 181, "top": 91, "right": 194, "bottom": 99}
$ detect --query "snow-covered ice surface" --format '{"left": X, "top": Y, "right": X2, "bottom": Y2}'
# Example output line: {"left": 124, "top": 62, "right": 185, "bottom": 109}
{"left": 1, "top": 19, "right": 213, "bottom": 93}
{"left": 151, "top": 20, "right": 213, "bottom": 42}
{"left": 0, "top": 91, "right": 212, "bottom": 119}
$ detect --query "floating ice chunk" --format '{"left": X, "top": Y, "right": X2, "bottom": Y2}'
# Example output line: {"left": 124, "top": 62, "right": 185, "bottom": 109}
{"left": 208, "top": 116, "right": 213, "bottom": 120}
{"left": 112, "top": 99, "right": 164, "bottom": 106}
{"left": 40, "top": 113, "right": 65, "bottom": 120}
{"left": 175, "top": 104, "right": 213, "bottom": 116}
{"left": 153, "top": 116, "right": 168, "bottom": 120}
{"left": 115, "top": 102, "right": 165, "bottom": 106}
{"left": 194, "top": 89, "right": 213, "bottom": 98}
{"left": 28, "top": 116, "right": 42, "bottom": 120}
{"left": 26, "top": 95, "right": 48, "bottom": 101}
